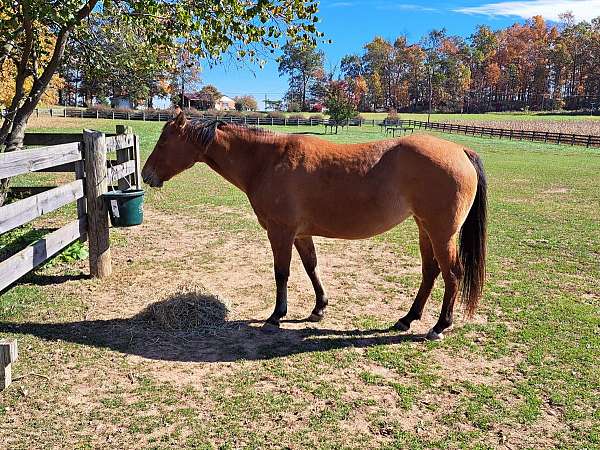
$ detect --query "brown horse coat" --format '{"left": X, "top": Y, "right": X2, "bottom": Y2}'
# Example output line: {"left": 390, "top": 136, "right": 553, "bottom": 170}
{"left": 142, "top": 114, "right": 487, "bottom": 340}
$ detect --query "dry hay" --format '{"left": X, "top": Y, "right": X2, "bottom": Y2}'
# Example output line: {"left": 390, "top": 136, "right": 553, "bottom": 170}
{"left": 139, "top": 282, "right": 238, "bottom": 334}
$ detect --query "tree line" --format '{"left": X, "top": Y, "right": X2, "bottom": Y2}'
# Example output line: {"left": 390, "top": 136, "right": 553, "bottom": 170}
{"left": 281, "top": 14, "right": 600, "bottom": 114}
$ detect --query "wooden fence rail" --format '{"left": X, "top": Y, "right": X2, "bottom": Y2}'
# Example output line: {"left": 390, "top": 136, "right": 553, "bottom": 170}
{"left": 9, "top": 107, "right": 600, "bottom": 148}
{"left": 399, "top": 119, "right": 600, "bottom": 148}
{"left": 0, "top": 125, "right": 141, "bottom": 292}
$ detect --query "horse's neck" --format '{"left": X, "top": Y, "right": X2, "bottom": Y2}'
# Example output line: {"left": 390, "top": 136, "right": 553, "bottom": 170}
{"left": 203, "top": 130, "right": 275, "bottom": 193}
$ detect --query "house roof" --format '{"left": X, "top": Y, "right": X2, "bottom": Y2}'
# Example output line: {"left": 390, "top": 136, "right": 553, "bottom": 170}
{"left": 219, "top": 95, "right": 235, "bottom": 103}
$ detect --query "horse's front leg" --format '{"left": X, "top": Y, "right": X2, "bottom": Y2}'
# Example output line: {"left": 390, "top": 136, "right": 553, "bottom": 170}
{"left": 264, "top": 227, "right": 295, "bottom": 329}
{"left": 294, "top": 236, "right": 328, "bottom": 322}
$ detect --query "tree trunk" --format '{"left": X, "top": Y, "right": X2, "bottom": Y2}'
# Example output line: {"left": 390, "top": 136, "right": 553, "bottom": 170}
{"left": 0, "top": 110, "right": 31, "bottom": 205}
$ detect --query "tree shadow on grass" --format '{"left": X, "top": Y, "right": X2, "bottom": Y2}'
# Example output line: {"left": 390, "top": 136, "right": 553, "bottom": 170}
{"left": 0, "top": 288, "right": 423, "bottom": 362}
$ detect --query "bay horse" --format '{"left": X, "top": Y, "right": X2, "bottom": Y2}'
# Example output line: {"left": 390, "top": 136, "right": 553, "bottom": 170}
{"left": 142, "top": 112, "right": 487, "bottom": 340}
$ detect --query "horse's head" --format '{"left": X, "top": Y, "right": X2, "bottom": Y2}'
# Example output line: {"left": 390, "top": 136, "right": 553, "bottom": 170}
{"left": 142, "top": 110, "right": 205, "bottom": 188}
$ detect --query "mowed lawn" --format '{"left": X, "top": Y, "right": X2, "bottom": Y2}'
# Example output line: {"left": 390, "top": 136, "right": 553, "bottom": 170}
{"left": 0, "top": 118, "right": 599, "bottom": 449}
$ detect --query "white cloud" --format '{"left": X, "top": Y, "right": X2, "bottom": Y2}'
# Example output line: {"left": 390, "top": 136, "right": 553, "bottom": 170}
{"left": 377, "top": 3, "right": 437, "bottom": 12}
{"left": 328, "top": 1, "right": 354, "bottom": 6}
{"left": 325, "top": 1, "right": 437, "bottom": 12}
{"left": 455, "top": 0, "right": 600, "bottom": 22}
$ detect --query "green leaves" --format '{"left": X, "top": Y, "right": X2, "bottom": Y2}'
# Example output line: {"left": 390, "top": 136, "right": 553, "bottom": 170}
{"left": 324, "top": 80, "right": 358, "bottom": 126}
{"left": 278, "top": 41, "right": 325, "bottom": 111}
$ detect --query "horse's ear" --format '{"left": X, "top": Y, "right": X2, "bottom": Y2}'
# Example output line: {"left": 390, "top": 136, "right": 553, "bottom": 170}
{"left": 174, "top": 110, "right": 187, "bottom": 129}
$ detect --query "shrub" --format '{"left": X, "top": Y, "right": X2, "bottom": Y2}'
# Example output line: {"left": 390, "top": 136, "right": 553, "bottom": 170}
{"left": 222, "top": 109, "right": 243, "bottom": 117}
{"left": 244, "top": 111, "right": 266, "bottom": 118}
{"left": 266, "top": 111, "right": 286, "bottom": 119}
{"left": 89, "top": 104, "right": 113, "bottom": 112}
{"left": 183, "top": 107, "right": 203, "bottom": 117}
{"left": 385, "top": 108, "right": 399, "bottom": 123}
{"left": 309, "top": 114, "right": 324, "bottom": 120}
{"left": 288, "top": 114, "right": 306, "bottom": 121}
{"left": 287, "top": 101, "right": 301, "bottom": 112}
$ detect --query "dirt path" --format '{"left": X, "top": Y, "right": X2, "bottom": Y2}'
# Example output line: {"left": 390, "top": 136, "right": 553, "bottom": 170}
{"left": 6, "top": 207, "right": 551, "bottom": 450}
{"left": 23, "top": 204, "right": 490, "bottom": 379}
{"left": 51, "top": 207, "right": 440, "bottom": 364}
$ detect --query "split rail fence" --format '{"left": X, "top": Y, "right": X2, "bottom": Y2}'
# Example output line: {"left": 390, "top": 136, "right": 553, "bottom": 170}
{"left": 9, "top": 108, "right": 600, "bottom": 148}
{"left": 398, "top": 119, "right": 600, "bottom": 148}
{"left": 0, "top": 125, "right": 141, "bottom": 292}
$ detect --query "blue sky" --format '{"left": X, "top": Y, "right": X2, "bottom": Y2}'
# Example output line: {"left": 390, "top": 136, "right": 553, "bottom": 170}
{"left": 171, "top": 0, "right": 600, "bottom": 107}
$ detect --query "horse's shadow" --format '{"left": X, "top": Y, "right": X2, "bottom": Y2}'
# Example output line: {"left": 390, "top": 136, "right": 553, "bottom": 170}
{"left": 0, "top": 290, "right": 424, "bottom": 362}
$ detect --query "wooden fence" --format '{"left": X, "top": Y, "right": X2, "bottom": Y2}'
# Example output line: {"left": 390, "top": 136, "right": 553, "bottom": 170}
{"left": 396, "top": 119, "right": 600, "bottom": 148}
{"left": 0, "top": 125, "right": 141, "bottom": 291}
{"left": 12, "top": 108, "right": 600, "bottom": 148}
{"left": 27, "top": 107, "right": 363, "bottom": 127}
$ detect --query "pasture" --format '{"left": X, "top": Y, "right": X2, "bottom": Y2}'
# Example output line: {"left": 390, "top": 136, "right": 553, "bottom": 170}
{"left": 1, "top": 118, "right": 599, "bottom": 449}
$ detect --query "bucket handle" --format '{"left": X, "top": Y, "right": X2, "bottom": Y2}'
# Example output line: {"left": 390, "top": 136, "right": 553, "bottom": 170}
{"left": 107, "top": 153, "right": 134, "bottom": 192}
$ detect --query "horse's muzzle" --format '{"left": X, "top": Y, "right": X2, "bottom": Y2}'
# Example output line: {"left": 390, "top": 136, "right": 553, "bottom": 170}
{"left": 141, "top": 167, "right": 163, "bottom": 188}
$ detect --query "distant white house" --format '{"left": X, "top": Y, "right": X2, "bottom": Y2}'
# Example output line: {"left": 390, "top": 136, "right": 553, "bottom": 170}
{"left": 111, "top": 95, "right": 135, "bottom": 110}
{"left": 215, "top": 95, "right": 235, "bottom": 111}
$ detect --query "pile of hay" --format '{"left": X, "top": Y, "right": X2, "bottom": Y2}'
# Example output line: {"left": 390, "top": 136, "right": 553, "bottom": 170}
{"left": 141, "top": 282, "right": 237, "bottom": 334}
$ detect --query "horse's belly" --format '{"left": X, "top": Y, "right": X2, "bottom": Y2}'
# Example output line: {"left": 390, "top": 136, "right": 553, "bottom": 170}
{"left": 300, "top": 195, "right": 412, "bottom": 239}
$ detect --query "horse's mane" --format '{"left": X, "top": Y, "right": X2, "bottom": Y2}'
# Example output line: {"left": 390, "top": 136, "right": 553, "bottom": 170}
{"left": 178, "top": 118, "right": 280, "bottom": 147}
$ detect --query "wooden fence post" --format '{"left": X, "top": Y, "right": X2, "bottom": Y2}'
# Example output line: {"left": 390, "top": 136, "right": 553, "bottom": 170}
{"left": 1, "top": 340, "right": 18, "bottom": 390}
{"left": 83, "top": 130, "right": 111, "bottom": 278}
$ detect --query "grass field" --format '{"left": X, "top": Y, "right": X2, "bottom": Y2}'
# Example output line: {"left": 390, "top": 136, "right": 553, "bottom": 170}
{"left": 1, "top": 117, "right": 599, "bottom": 449}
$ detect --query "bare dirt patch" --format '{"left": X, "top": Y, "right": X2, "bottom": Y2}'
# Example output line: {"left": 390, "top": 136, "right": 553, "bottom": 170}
{"left": 1, "top": 207, "right": 536, "bottom": 448}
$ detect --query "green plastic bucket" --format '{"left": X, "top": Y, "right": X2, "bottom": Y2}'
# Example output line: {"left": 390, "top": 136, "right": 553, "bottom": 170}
{"left": 103, "top": 189, "right": 145, "bottom": 227}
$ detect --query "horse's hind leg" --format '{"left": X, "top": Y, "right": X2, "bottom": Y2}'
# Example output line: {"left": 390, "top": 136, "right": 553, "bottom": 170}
{"left": 295, "top": 236, "right": 328, "bottom": 322}
{"left": 394, "top": 223, "right": 440, "bottom": 331}
{"left": 426, "top": 233, "right": 463, "bottom": 340}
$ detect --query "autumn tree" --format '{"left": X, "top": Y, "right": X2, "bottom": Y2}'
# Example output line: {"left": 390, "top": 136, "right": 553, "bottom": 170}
{"left": 0, "top": 34, "right": 63, "bottom": 107}
{"left": 60, "top": 4, "right": 177, "bottom": 108}
{"left": 234, "top": 95, "right": 258, "bottom": 111}
{"left": 324, "top": 79, "right": 358, "bottom": 133}
{"left": 169, "top": 47, "right": 202, "bottom": 108}
{"left": 278, "top": 41, "right": 324, "bottom": 111}
{"left": 197, "top": 85, "right": 222, "bottom": 109}
{"left": 0, "top": 0, "right": 322, "bottom": 203}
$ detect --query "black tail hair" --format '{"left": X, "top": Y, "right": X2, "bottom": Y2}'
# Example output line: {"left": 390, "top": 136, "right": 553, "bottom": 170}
{"left": 460, "top": 150, "right": 488, "bottom": 317}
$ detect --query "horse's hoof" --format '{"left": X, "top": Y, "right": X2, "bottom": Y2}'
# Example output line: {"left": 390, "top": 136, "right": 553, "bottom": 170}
{"left": 307, "top": 312, "right": 324, "bottom": 322}
{"left": 261, "top": 321, "right": 280, "bottom": 334}
{"left": 425, "top": 329, "right": 444, "bottom": 341}
{"left": 393, "top": 319, "right": 410, "bottom": 332}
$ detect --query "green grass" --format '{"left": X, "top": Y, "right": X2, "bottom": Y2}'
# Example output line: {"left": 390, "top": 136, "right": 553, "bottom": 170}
{"left": 1, "top": 117, "right": 599, "bottom": 449}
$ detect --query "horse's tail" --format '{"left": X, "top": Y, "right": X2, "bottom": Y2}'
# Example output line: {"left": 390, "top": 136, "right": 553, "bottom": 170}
{"left": 459, "top": 149, "right": 488, "bottom": 317}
